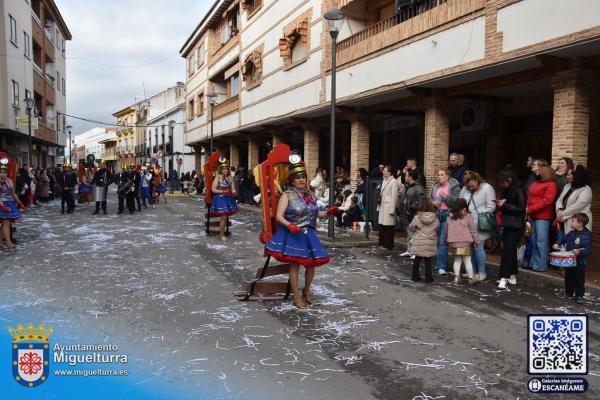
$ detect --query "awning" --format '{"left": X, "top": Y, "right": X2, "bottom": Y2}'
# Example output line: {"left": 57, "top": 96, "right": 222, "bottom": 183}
{"left": 224, "top": 62, "right": 240, "bottom": 80}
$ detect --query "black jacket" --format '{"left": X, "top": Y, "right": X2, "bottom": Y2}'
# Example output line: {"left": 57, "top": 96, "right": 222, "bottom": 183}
{"left": 449, "top": 165, "right": 467, "bottom": 188}
{"left": 92, "top": 168, "right": 112, "bottom": 186}
{"left": 59, "top": 171, "right": 77, "bottom": 190}
{"left": 404, "top": 182, "right": 425, "bottom": 220}
{"left": 500, "top": 182, "right": 526, "bottom": 230}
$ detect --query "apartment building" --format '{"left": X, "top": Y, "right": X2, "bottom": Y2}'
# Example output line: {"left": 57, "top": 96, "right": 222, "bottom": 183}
{"left": 0, "top": 0, "right": 71, "bottom": 167}
{"left": 113, "top": 83, "right": 195, "bottom": 174}
{"left": 73, "top": 127, "right": 117, "bottom": 165}
{"left": 113, "top": 106, "right": 136, "bottom": 168}
{"left": 181, "top": 0, "right": 600, "bottom": 262}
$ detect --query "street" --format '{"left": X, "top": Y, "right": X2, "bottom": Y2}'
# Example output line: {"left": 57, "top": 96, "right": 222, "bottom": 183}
{"left": 1, "top": 193, "right": 599, "bottom": 400}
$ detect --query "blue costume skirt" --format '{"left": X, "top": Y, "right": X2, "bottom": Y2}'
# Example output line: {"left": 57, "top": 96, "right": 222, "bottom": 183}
{"left": 210, "top": 194, "right": 239, "bottom": 216}
{"left": 266, "top": 226, "right": 330, "bottom": 267}
{"left": 79, "top": 183, "right": 92, "bottom": 195}
{"left": 156, "top": 184, "right": 167, "bottom": 193}
{"left": 0, "top": 200, "right": 21, "bottom": 221}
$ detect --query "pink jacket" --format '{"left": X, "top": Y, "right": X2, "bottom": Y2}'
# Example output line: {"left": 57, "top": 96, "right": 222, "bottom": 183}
{"left": 443, "top": 210, "right": 480, "bottom": 248}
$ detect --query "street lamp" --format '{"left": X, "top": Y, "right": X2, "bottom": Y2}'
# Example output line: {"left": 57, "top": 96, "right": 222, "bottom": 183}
{"left": 161, "top": 125, "right": 166, "bottom": 175}
{"left": 207, "top": 92, "right": 218, "bottom": 156}
{"left": 66, "top": 125, "right": 73, "bottom": 166}
{"left": 24, "top": 96, "right": 34, "bottom": 167}
{"left": 324, "top": 9, "right": 344, "bottom": 239}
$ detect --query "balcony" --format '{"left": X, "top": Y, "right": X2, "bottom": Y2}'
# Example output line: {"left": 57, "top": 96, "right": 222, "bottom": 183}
{"left": 336, "top": 0, "right": 483, "bottom": 66}
{"left": 212, "top": 95, "right": 239, "bottom": 119}
{"left": 101, "top": 148, "right": 117, "bottom": 161}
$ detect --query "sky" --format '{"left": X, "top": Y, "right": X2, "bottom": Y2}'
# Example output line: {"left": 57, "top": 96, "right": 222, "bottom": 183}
{"left": 54, "top": 0, "right": 212, "bottom": 137}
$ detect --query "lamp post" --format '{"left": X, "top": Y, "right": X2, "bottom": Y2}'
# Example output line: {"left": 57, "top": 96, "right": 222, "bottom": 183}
{"left": 66, "top": 125, "right": 72, "bottom": 166}
{"left": 207, "top": 92, "right": 218, "bottom": 156}
{"left": 24, "top": 96, "right": 34, "bottom": 167}
{"left": 169, "top": 120, "right": 176, "bottom": 173}
{"left": 161, "top": 125, "right": 166, "bottom": 175}
{"left": 324, "top": 9, "right": 344, "bottom": 239}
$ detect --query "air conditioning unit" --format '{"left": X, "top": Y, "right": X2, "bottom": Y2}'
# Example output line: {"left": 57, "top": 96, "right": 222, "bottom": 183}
{"left": 460, "top": 102, "right": 492, "bottom": 132}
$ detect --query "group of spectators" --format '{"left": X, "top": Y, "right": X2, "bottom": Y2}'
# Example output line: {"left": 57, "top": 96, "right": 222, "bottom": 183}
{"left": 336, "top": 152, "right": 592, "bottom": 301}
{"left": 15, "top": 165, "right": 63, "bottom": 206}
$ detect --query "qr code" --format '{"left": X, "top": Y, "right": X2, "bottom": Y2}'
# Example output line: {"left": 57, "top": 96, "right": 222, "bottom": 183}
{"left": 528, "top": 315, "right": 587, "bottom": 374}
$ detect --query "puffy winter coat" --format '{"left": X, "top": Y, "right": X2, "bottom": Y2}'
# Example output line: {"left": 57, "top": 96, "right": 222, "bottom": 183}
{"left": 408, "top": 212, "right": 439, "bottom": 257}
{"left": 527, "top": 180, "right": 557, "bottom": 221}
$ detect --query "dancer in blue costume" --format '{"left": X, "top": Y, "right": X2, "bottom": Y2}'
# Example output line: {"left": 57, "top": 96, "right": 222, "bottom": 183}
{"left": 265, "top": 155, "right": 338, "bottom": 309}
{"left": 0, "top": 158, "right": 25, "bottom": 252}
{"left": 210, "top": 157, "right": 239, "bottom": 241}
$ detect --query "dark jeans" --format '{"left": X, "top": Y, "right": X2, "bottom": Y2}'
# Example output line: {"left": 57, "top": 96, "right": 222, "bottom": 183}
{"left": 412, "top": 256, "right": 433, "bottom": 282}
{"left": 499, "top": 228, "right": 522, "bottom": 279}
{"left": 565, "top": 263, "right": 586, "bottom": 297}
{"left": 378, "top": 225, "right": 395, "bottom": 250}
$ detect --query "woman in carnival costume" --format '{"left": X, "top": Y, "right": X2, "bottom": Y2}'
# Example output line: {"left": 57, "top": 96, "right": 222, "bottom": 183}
{"left": 0, "top": 158, "right": 25, "bottom": 252}
{"left": 210, "top": 156, "right": 239, "bottom": 241}
{"left": 265, "top": 154, "right": 338, "bottom": 309}
{"left": 155, "top": 176, "right": 168, "bottom": 204}
{"left": 78, "top": 167, "right": 93, "bottom": 204}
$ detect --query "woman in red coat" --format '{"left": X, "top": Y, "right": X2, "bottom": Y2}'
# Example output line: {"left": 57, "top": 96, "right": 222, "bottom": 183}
{"left": 525, "top": 160, "right": 557, "bottom": 272}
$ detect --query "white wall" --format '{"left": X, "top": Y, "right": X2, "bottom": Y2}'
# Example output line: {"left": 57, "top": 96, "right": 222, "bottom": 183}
{"left": 327, "top": 17, "right": 486, "bottom": 100}
{"left": 498, "top": 0, "right": 600, "bottom": 52}
{"left": 1, "top": 0, "right": 33, "bottom": 132}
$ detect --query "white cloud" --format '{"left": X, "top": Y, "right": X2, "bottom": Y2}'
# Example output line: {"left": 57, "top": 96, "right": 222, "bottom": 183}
{"left": 54, "top": 0, "right": 212, "bottom": 135}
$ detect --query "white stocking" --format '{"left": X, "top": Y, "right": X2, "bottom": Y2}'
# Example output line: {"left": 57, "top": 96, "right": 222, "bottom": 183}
{"left": 453, "top": 257, "right": 463, "bottom": 277}
{"left": 463, "top": 256, "right": 474, "bottom": 279}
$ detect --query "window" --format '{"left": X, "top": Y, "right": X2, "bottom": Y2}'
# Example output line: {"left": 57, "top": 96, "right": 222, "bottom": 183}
{"left": 196, "top": 93, "right": 205, "bottom": 115}
{"left": 61, "top": 38, "right": 65, "bottom": 56}
{"left": 23, "top": 32, "right": 30, "bottom": 58}
{"left": 62, "top": 78, "right": 65, "bottom": 95}
{"left": 229, "top": 74, "right": 239, "bottom": 97}
{"left": 243, "top": 45, "right": 263, "bottom": 89}
{"left": 197, "top": 44, "right": 205, "bottom": 67}
{"left": 12, "top": 80, "right": 19, "bottom": 107}
{"left": 188, "top": 53, "right": 196, "bottom": 76}
{"left": 57, "top": 71, "right": 61, "bottom": 90}
{"left": 279, "top": 13, "right": 310, "bottom": 70}
{"left": 188, "top": 98, "right": 195, "bottom": 121}
{"left": 242, "top": 0, "right": 262, "bottom": 17}
{"left": 217, "top": 9, "right": 239, "bottom": 47}
{"left": 9, "top": 15, "right": 17, "bottom": 45}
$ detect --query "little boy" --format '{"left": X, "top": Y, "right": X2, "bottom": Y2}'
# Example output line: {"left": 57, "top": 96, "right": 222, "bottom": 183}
{"left": 553, "top": 213, "right": 593, "bottom": 304}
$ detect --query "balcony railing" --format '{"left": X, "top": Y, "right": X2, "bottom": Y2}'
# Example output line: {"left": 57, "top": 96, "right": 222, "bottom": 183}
{"left": 338, "top": 0, "right": 448, "bottom": 52}
{"left": 33, "top": 62, "right": 43, "bottom": 77}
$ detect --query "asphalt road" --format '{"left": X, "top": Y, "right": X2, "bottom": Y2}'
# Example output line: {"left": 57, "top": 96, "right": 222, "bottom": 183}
{"left": 1, "top": 193, "right": 598, "bottom": 399}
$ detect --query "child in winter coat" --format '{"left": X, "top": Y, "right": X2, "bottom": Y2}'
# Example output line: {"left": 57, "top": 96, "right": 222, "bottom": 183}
{"left": 553, "top": 213, "right": 593, "bottom": 305}
{"left": 408, "top": 200, "right": 439, "bottom": 283}
{"left": 444, "top": 198, "right": 480, "bottom": 284}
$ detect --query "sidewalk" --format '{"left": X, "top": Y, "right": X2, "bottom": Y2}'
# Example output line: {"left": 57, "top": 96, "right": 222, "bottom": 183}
{"left": 236, "top": 203, "right": 600, "bottom": 297}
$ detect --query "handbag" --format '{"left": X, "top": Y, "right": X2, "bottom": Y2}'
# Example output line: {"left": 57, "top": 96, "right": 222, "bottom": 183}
{"left": 468, "top": 193, "right": 496, "bottom": 232}
{"left": 524, "top": 217, "right": 532, "bottom": 238}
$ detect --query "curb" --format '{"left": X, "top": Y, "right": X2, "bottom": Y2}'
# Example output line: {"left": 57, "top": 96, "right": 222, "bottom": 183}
{"left": 235, "top": 202, "right": 600, "bottom": 296}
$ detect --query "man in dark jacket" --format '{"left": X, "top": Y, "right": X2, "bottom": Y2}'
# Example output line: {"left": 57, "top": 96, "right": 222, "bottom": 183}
{"left": 92, "top": 161, "right": 112, "bottom": 215}
{"left": 59, "top": 164, "right": 77, "bottom": 214}
{"left": 448, "top": 153, "right": 467, "bottom": 188}
{"left": 402, "top": 157, "right": 426, "bottom": 188}
{"left": 401, "top": 169, "right": 425, "bottom": 257}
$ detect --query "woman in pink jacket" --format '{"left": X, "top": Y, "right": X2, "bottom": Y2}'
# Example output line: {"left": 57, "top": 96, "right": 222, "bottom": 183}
{"left": 444, "top": 198, "right": 480, "bottom": 285}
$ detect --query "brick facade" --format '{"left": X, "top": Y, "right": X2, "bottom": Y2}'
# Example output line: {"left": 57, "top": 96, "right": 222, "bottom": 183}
{"left": 551, "top": 69, "right": 593, "bottom": 167}
{"left": 303, "top": 125, "right": 320, "bottom": 179}
{"left": 229, "top": 141, "right": 240, "bottom": 168}
{"left": 248, "top": 137, "right": 260, "bottom": 170}
{"left": 423, "top": 96, "right": 450, "bottom": 192}
{"left": 349, "top": 116, "right": 369, "bottom": 189}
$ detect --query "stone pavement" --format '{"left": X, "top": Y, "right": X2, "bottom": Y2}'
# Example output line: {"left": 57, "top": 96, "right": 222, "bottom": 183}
{"left": 0, "top": 194, "right": 599, "bottom": 399}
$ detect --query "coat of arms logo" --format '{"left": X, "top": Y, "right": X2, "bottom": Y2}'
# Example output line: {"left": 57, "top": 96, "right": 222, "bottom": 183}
{"left": 8, "top": 324, "right": 53, "bottom": 388}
